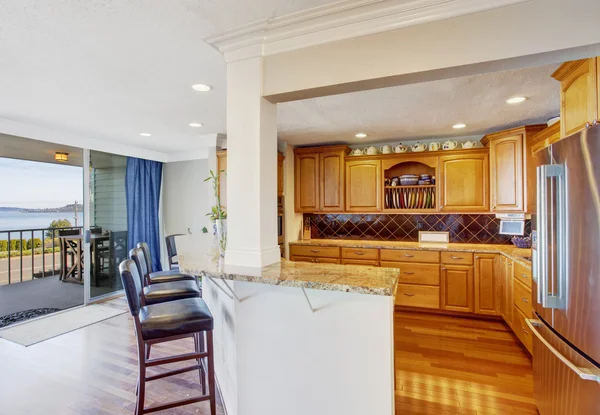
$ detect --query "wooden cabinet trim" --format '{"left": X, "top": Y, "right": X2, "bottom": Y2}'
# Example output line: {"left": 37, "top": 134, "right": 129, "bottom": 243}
{"left": 341, "top": 259, "right": 379, "bottom": 266}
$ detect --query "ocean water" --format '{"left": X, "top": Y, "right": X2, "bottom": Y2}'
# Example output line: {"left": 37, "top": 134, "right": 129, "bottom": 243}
{"left": 0, "top": 211, "right": 84, "bottom": 240}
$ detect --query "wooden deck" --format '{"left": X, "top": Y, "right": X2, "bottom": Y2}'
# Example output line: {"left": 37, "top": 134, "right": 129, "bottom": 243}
{"left": 0, "top": 298, "right": 535, "bottom": 414}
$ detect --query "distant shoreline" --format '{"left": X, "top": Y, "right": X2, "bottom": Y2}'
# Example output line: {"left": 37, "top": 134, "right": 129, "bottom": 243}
{"left": 0, "top": 204, "right": 82, "bottom": 214}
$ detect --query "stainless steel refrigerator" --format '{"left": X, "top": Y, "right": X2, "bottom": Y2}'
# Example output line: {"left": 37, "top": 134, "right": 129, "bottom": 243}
{"left": 531, "top": 124, "right": 600, "bottom": 414}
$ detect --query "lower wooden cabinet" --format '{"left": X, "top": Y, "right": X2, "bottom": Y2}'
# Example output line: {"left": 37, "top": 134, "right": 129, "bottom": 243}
{"left": 440, "top": 265, "right": 474, "bottom": 313}
{"left": 381, "top": 261, "right": 440, "bottom": 285}
{"left": 341, "top": 259, "right": 379, "bottom": 266}
{"left": 291, "top": 256, "right": 340, "bottom": 264}
{"left": 290, "top": 255, "right": 340, "bottom": 264}
{"left": 504, "top": 259, "right": 514, "bottom": 327}
{"left": 514, "top": 278, "right": 533, "bottom": 317}
{"left": 513, "top": 304, "right": 533, "bottom": 354}
{"left": 395, "top": 284, "right": 439, "bottom": 309}
{"left": 474, "top": 254, "right": 500, "bottom": 316}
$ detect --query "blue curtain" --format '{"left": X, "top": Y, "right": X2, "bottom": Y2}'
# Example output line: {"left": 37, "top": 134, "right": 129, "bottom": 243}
{"left": 125, "top": 157, "right": 163, "bottom": 272}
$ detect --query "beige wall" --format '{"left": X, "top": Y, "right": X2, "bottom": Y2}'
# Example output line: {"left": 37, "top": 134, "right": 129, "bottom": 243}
{"left": 263, "top": 0, "right": 600, "bottom": 101}
{"left": 163, "top": 159, "right": 211, "bottom": 237}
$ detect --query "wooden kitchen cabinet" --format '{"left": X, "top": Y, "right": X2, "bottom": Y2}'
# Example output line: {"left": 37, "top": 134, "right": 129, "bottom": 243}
{"left": 217, "top": 150, "right": 227, "bottom": 209}
{"left": 482, "top": 125, "right": 546, "bottom": 213}
{"left": 294, "top": 146, "right": 349, "bottom": 213}
{"left": 341, "top": 259, "right": 379, "bottom": 266}
{"left": 345, "top": 159, "right": 382, "bottom": 212}
{"left": 294, "top": 153, "right": 319, "bottom": 212}
{"left": 552, "top": 58, "right": 599, "bottom": 139}
{"left": 504, "top": 259, "right": 514, "bottom": 327}
{"left": 440, "top": 264, "right": 474, "bottom": 313}
{"left": 474, "top": 254, "right": 499, "bottom": 316}
{"left": 438, "top": 151, "right": 489, "bottom": 212}
{"left": 277, "top": 151, "right": 285, "bottom": 196}
{"left": 290, "top": 256, "right": 340, "bottom": 264}
{"left": 319, "top": 150, "right": 345, "bottom": 211}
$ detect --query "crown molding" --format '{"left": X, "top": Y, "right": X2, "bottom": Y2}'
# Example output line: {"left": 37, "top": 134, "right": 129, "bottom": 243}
{"left": 205, "top": 0, "right": 531, "bottom": 62}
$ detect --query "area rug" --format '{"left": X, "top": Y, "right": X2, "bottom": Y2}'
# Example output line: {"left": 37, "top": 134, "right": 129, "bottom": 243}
{"left": 0, "top": 308, "right": 61, "bottom": 329}
{"left": 0, "top": 304, "right": 127, "bottom": 346}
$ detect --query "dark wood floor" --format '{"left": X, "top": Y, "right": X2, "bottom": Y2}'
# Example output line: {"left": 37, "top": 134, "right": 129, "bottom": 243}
{"left": 0, "top": 298, "right": 535, "bottom": 414}
{"left": 395, "top": 312, "right": 536, "bottom": 415}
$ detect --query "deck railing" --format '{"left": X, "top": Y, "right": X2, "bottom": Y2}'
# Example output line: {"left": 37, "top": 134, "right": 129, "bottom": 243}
{"left": 0, "top": 226, "right": 83, "bottom": 285}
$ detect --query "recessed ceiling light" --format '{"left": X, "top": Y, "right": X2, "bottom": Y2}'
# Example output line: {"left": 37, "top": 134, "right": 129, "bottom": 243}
{"left": 355, "top": 132, "right": 367, "bottom": 138}
{"left": 506, "top": 96, "right": 527, "bottom": 104}
{"left": 192, "top": 84, "right": 212, "bottom": 92}
{"left": 453, "top": 123, "right": 467, "bottom": 129}
{"left": 140, "top": 133, "right": 151, "bottom": 137}
{"left": 189, "top": 122, "right": 203, "bottom": 127}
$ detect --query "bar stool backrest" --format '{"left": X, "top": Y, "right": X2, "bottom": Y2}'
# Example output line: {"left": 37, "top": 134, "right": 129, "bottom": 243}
{"left": 137, "top": 242, "right": 153, "bottom": 275}
{"left": 119, "top": 259, "right": 142, "bottom": 317}
{"left": 129, "top": 247, "right": 149, "bottom": 286}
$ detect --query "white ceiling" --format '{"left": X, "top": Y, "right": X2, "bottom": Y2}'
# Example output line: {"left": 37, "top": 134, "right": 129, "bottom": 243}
{"left": 0, "top": 2, "right": 561, "bottom": 155}
{"left": 277, "top": 64, "right": 561, "bottom": 146}
{"left": 0, "top": 0, "right": 338, "bottom": 154}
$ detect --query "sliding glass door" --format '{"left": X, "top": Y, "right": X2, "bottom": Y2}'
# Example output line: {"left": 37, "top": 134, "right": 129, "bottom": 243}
{"left": 84, "top": 150, "right": 128, "bottom": 301}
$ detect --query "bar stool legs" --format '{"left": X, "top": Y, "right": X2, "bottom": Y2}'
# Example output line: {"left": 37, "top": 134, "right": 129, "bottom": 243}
{"left": 133, "top": 329, "right": 216, "bottom": 415}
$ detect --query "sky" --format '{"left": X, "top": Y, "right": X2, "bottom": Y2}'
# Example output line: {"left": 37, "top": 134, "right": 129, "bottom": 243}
{"left": 1, "top": 158, "right": 83, "bottom": 208}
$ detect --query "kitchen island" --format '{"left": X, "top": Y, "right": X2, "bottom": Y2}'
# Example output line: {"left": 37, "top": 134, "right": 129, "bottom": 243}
{"left": 176, "top": 235, "right": 400, "bottom": 415}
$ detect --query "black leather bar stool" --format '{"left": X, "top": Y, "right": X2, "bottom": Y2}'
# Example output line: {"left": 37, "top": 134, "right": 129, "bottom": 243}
{"left": 166, "top": 234, "right": 184, "bottom": 271}
{"left": 129, "top": 248, "right": 201, "bottom": 306}
{"left": 137, "top": 242, "right": 196, "bottom": 285}
{"left": 119, "top": 259, "right": 216, "bottom": 415}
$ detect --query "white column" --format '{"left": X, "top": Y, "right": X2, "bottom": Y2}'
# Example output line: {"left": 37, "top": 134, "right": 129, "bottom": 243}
{"left": 225, "top": 57, "right": 280, "bottom": 267}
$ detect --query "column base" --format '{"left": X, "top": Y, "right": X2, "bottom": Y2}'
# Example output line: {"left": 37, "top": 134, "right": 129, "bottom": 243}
{"left": 225, "top": 246, "right": 281, "bottom": 267}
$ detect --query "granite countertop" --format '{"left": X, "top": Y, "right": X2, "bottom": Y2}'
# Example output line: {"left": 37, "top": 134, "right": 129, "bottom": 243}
{"left": 179, "top": 252, "right": 400, "bottom": 297}
{"left": 290, "top": 239, "right": 532, "bottom": 269}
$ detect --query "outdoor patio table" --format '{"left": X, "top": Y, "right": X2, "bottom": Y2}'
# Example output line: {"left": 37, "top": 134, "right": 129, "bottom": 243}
{"left": 58, "top": 234, "right": 109, "bottom": 284}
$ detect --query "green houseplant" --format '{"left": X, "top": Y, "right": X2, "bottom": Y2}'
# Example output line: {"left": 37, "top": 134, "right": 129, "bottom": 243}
{"left": 204, "top": 169, "right": 227, "bottom": 256}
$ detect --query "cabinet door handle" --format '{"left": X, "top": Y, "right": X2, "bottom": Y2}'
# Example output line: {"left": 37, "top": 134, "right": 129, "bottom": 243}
{"left": 450, "top": 256, "right": 464, "bottom": 260}
{"left": 354, "top": 251, "right": 365, "bottom": 255}
{"left": 441, "top": 267, "right": 446, "bottom": 271}
{"left": 521, "top": 327, "right": 530, "bottom": 335}
{"left": 403, "top": 254, "right": 414, "bottom": 258}
{"left": 403, "top": 293, "right": 415, "bottom": 297}
{"left": 404, "top": 271, "right": 415, "bottom": 275}
{"left": 521, "top": 273, "right": 529, "bottom": 279}
{"left": 309, "top": 249, "right": 320, "bottom": 253}
{"left": 521, "top": 297, "right": 529, "bottom": 303}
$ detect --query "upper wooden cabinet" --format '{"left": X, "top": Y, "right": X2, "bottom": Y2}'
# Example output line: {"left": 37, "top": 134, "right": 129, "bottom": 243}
{"left": 438, "top": 150, "right": 489, "bottom": 212}
{"left": 320, "top": 150, "right": 345, "bottom": 212}
{"left": 294, "top": 146, "right": 349, "bottom": 213}
{"left": 530, "top": 122, "right": 561, "bottom": 155}
{"left": 345, "top": 159, "right": 382, "bottom": 212}
{"left": 295, "top": 153, "right": 319, "bottom": 212}
{"left": 482, "top": 125, "right": 545, "bottom": 213}
{"left": 216, "top": 150, "right": 227, "bottom": 209}
{"left": 552, "top": 58, "right": 599, "bottom": 138}
{"left": 277, "top": 152, "right": 285, "bottom": 196}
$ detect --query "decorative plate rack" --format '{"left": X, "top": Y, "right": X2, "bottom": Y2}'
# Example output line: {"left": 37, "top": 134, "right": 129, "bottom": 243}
{"left": 383, "top": 157, "right": 437, "bottom": 212}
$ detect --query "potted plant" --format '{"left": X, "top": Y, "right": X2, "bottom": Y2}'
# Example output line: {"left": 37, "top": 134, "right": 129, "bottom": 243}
{"left": 204, "top": 169, "right": 227, "bottom": 256}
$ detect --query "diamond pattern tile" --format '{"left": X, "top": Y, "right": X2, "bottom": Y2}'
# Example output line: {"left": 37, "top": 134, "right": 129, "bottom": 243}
{"left": 306, "top": 214, "right": 530, "bottom": 244}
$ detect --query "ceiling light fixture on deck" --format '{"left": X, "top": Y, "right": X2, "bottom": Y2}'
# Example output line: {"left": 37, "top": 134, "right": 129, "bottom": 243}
{"left": 452, "top": 123, "right": 467, "bottom": 129}
{"left": 355, "top": 132, "right": 367, "bottom": 138}
{"left": 140, "top": 133, "right": 151, "bottom": 137}
{"left": 54, "top": 152, "right": 69, "bottom": 162}
{"left": 189, "top": 122, "right": 203, "bottom": 127}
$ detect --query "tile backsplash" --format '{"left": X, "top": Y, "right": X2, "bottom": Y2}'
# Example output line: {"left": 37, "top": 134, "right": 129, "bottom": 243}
{"left": 306, "top": 214, "right": 531, "bottom": 245}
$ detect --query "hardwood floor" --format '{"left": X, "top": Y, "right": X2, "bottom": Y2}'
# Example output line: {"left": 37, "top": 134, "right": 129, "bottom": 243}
{"left": 395, "top": 311, "right": 536, "bottom": 415}
{"left": 0, "top": 298, "right": 535, "bottom": 414}
{"left": 0, "top": 298, "right": 224, "bottom": 415}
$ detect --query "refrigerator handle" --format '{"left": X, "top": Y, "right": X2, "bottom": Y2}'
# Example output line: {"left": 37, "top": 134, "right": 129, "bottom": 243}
{"left": 537, "top": 165, "right": 548, "bottom": 306}
{"left": 526, "top": 319, "right": 599, "bottom": 383}
{"left": 538, "top": 164, "right": 568, "bottom": 310}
